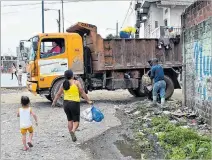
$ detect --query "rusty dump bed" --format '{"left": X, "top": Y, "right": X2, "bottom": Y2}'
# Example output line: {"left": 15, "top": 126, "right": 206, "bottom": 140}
{"left": 67, "top": 22, "right": 182, "bottom": 71}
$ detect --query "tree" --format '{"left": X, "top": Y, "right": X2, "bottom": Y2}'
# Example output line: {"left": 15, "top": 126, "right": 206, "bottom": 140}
{"left": 106, "top": 34, "right": 119, "bottom": 39}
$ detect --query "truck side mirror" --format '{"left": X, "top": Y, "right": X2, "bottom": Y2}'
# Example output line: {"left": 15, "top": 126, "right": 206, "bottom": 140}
{"left": 32, "top": 42, "right": 38, "bottom": 51}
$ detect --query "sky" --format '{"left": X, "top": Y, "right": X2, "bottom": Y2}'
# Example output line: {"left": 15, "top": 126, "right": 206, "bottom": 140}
{"left": 1, "top": 0, "right": 144, "bottom": 56}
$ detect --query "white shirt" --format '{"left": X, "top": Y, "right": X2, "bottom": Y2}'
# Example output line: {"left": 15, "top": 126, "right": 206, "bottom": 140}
{"left": 17, "top": 68, "right": 23, "bottom": 76}
{"left": 19, "top": 107, "right": 32, "bottom": 129}
{"left": 12, "top": 66, "right": 16, "bottom": 73}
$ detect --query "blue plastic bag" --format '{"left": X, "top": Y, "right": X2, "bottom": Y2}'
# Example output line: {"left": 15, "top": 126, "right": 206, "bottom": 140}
{"left": 91, "top": 106, "right": 104, "bottom": 122}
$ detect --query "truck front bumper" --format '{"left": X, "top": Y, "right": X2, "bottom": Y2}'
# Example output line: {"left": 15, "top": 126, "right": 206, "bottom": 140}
{"left": 26, "top": 81, "right": 37, "bottom": 95}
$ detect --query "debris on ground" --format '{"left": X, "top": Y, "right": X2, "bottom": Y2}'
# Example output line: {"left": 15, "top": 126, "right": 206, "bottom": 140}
{"left": 129, "top": 99, "right": 212, "bottom": 159}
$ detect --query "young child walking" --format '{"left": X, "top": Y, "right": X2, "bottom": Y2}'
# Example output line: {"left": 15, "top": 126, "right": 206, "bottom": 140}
{"left": 17, "top": 96, "right": 38, "bottom": 151}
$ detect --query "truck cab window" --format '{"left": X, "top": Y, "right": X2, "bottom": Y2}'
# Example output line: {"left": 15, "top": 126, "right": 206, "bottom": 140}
{"left": 40, "top": 38, "right": 65, "bottom": 59}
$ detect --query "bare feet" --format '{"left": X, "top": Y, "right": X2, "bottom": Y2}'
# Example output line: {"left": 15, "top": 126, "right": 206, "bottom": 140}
{"left": 23, "top": 146, "right": 29, "bottom": 151}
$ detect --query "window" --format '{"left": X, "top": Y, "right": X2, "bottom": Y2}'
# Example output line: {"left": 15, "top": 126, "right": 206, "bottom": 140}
{"left": 165, "top": 8, "right": 168, "bottom": 14}
{"left": 155, "top": 21, "right": 158, "bottom": 29}
{"left": 40, "top": 38, "right": 65, "bottom": 59}
{"left": 29, "top": 36, "right": 39, "bottom": 61}
{"left": 164, "top": 19, "right": 168, "bottom": 26}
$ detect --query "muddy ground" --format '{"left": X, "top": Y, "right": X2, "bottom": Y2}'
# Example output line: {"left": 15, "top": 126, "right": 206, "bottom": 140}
{"left": 1, "top": 89, "right": 182, "bottom": 160}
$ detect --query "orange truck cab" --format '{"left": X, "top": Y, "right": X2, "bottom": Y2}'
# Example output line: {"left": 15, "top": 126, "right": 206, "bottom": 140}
{"left": 20, "top": 22, "right": 182, "bottom": 106}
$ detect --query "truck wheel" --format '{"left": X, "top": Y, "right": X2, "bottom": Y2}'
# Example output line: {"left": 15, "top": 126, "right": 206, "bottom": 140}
{"left": 147, "top": 75, "right": 174, "bottom": 100}
{"left": 135, "top": 87, "right": 147, "bottom": 97}
{"left": 51, "top": 79, "right": 64, "bottom": 107}
{"left": 128, "top": 88, "right": 146, "bottom": 97}
{"left": 76, "top": 77, "right": 87, "bottom": 100}
{"left": 45, "top": 94, "right": 52, "bottom": 102}
{"left": 164, "top": 75, "right": 174, "bottom": 100}
{"left": 128, "top": 89, "right": 137, "bottom": 96}
{"left": 77, "top": 77, "right": 86, "bottom": 93}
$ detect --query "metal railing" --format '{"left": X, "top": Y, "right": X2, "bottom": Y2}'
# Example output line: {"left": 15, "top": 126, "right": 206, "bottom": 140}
{"left": 151, "top": 26, "right": 182, "bottom": 39}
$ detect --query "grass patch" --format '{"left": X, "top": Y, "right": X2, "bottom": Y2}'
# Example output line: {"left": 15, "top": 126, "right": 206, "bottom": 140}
{"left": 151, "top": 116, "right": 212, "bottom": 160}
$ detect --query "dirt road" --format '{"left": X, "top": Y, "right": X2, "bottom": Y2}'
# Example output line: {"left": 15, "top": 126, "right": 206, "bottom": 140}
{"left": 1, "top": 89, "right": 182, "bottom": 160}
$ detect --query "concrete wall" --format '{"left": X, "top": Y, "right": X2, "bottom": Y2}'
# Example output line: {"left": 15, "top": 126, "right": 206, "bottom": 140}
{"left": 182, "top": 1, "right": 212, "bottom": 124}
{"left": 163, "top": 8, "right": 170, "bottom": 26}
{"left": 170, "top": 6, "right": 187, "bottom": 27}
{"left": 144, "top": 4, "right": 163, "bottom": 38}
{"left": 151, "top": 4, "right": 163, "bottom": 29}
{"left": 144, "top": 5, "right": 153, "bottom": 38}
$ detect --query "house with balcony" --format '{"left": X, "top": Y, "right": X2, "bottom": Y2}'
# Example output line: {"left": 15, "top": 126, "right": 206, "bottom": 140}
{"left": 139, "top": 0, "right": 195, "bottom": 38}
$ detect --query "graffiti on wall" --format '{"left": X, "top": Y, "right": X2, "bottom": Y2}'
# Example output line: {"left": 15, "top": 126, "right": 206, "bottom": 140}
{"left": 194, "top": 42, "right": 212, "bottom": 101}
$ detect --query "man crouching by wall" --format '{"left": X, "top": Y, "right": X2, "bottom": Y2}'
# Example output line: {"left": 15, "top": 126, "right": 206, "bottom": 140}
{"left": 150, "top": 58, "right": 166, "bottom": 106}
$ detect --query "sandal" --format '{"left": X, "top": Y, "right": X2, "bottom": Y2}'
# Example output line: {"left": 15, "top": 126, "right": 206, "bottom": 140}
{"left": 70, "top": 131, "right": 77, "bottom": 142}
{"left": 27, "top": 142, "right": 33, "bottom": 148}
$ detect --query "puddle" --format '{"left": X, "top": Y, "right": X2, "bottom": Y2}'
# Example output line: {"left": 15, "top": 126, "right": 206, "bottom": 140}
{"left": 114, "top": 138, "right": 141, "bottom": 159}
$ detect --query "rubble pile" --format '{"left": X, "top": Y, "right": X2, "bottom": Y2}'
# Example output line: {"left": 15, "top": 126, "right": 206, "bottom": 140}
{"left": 123, "top": 99, "right": 212, "bottom": 159}
{"left": 125, "top": 99, "right": 211, "bottom": 136}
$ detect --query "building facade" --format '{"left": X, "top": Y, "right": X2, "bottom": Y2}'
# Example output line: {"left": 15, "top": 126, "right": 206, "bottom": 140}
{"left": 182, "top": 0, "right": 212, "bottom": 124}
{"left": 139, "top": 0, "right": 194, "bottom": 38}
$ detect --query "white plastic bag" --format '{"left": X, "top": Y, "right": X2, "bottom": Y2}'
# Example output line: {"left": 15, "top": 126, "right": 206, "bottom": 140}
{"left": 81, "top": 107, "right": 93, "bottom": 122}
{"left": 146, "top": 85, "right": 153, "bottom": 91}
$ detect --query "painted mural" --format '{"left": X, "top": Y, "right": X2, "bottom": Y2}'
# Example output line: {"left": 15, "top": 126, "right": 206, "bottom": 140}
{"left": 193, "top": 41, "right": 212, "bottom": 101}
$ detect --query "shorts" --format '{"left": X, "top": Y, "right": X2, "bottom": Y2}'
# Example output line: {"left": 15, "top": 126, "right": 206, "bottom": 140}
{"left": 63, "top": 100, "right": 80, "bottom": 122}
{"left": 20, "top": 126, "right": 33, "bottom": 135}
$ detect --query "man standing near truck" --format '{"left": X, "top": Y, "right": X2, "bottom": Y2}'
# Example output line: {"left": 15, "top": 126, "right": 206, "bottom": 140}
{"left": 150, "top": 58, "right": 166, "bottom": 106}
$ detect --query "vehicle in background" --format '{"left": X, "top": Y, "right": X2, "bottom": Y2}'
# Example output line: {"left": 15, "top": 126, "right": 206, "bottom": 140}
{"left": 20, "top": 22, "right": 182, "bottom": 106}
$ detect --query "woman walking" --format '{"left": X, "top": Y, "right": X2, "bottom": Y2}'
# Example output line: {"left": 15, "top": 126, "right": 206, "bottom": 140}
{"left": 11, "top": 63, "right": 18, "bottom": 80}
{"left": 52, "top": 69, "right": 92, "bottom": 142}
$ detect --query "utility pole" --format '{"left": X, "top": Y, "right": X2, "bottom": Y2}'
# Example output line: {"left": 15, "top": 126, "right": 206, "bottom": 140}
{"left": 42, "top": 0, "right": 45, "bottom": 51}
{"left": 135, "top": 0, "right": 141, "bottom": 38}
{"left": 42, "top": 0, "right": 45, "bottom": 33}
{"left": 61, "top": 0, "right": 65, "bottom": 32}
{"left": 116, "top": 21, "right": 119, "bottom": 37}
{"left": 57, "top": 9, "right": 61, "bottom": 32}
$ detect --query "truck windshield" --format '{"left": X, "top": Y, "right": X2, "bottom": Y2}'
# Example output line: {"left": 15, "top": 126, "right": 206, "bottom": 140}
{"left": 29, "top": 36, "right": 39, "bottom": 61}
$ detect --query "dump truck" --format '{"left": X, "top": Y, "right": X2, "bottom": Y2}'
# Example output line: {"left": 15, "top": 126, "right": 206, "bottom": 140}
{"left": 20, "top": 22, "right": 182, "bottom": 106}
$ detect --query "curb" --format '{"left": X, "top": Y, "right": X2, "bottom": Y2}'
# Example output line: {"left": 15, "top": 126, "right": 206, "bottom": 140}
{"left": 1, "top": 86, "right": 27, "bottom": 89}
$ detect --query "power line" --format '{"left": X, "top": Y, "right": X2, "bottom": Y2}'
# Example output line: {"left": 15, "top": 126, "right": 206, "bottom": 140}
{"left": 1, "top": 1, "right": 71, "bottom": 15}
{"left": 64, "top": 19, "right": 73, "bottom": 24}
{"left": 1, "top": 1, "right": 68, "bottom": 7}
{"left": 1, "top": 0, "right": 98, "bottom": 8}
{"left": 120, "top": 0, "right": 133, "bottom": 29}
{"left": 1, "top": 0, "right": 98, "bottom": 15}
{"left": 1, "top": 6, "right": 41, "bottom": 15}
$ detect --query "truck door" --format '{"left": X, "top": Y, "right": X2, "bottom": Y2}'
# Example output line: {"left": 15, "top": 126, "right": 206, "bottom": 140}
{"left": 67, "top": 34, "right": 84, "bottom": 75}
{"left": 38, "top": 35, "right": 69, "bottom": 88}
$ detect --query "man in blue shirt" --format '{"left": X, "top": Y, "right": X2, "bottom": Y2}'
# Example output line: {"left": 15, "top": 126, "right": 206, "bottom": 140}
{"left": 150, "top": 58, "right": 166, "bottom": 106}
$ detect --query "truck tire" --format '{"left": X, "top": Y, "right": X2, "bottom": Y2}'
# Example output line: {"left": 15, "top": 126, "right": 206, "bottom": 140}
{"left": 51, "top": 79, "right": 65, "bottom": 107}
{"left": 147, "top": 75, "right": 174, "bottom": 100}
{"left": 77, "top": 77, "right": 86, "bottom": 93}
{"left": 45, "top": 94, "right": 52, "bottom": 102}
{"left": 135, "top": 87, "right": 147, "bottom": 97}
{"left": 164, "top": 75, "right": 174, "bottom": 100}
{"left": 128, "top": 89, "right": 137, "bottom": 96}
{"left": 128, "top": 87, "right": 146, "bottom": 97}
